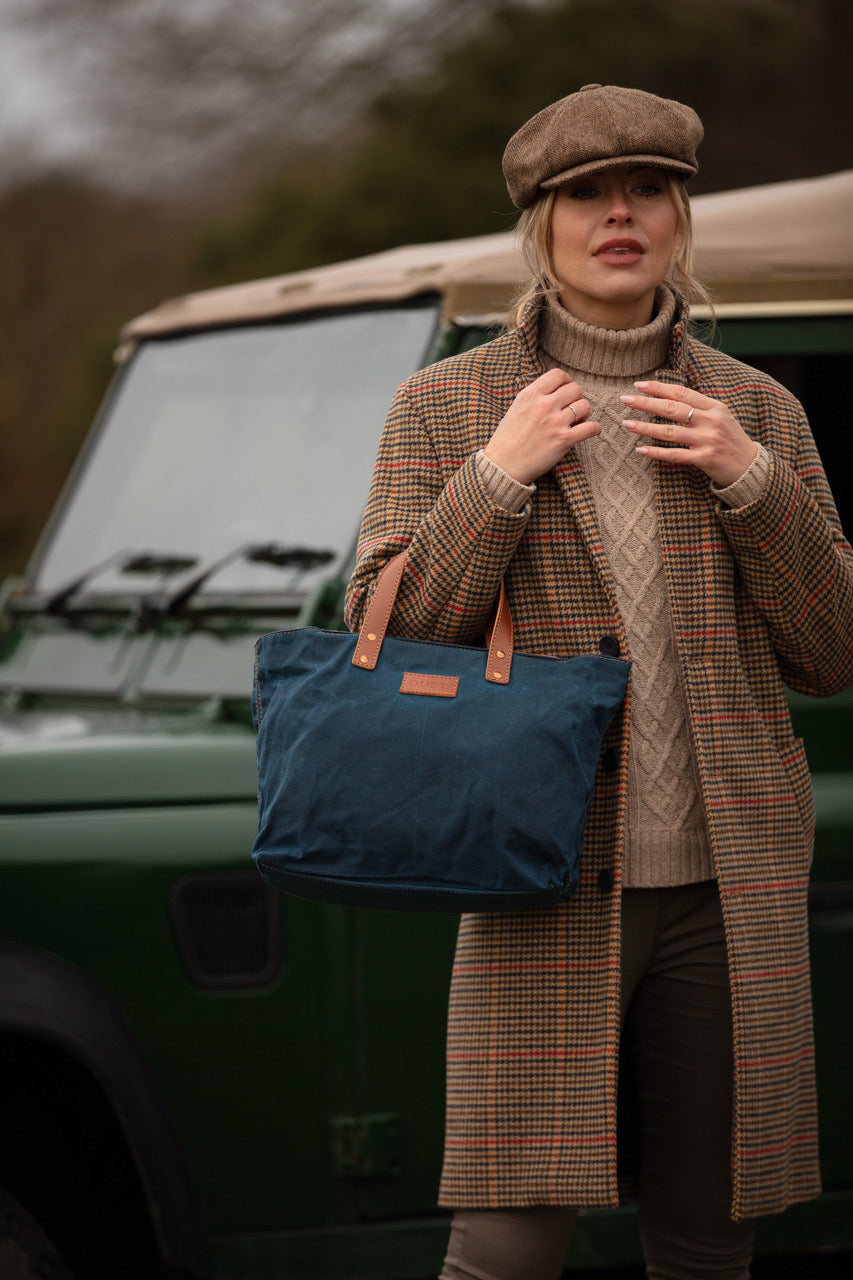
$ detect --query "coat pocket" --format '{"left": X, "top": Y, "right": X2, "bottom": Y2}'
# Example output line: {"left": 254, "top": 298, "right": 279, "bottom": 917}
{"left": 778, "top": 737, "right": 815, "bottom": 843}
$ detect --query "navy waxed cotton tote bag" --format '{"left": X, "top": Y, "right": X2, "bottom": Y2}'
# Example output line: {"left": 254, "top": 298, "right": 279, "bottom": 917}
{"left": 251, "top": 551, "right": 630, "bottom": 912}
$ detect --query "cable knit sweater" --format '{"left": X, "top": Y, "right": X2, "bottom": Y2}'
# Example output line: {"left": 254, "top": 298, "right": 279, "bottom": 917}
{"left": 477, "top": 288, "right": 770, "bottom": 887}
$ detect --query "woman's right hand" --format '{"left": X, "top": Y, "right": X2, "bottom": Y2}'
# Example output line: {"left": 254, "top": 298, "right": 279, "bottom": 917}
{"left": 483, "top": 369, "right": 600, "bottom": 485}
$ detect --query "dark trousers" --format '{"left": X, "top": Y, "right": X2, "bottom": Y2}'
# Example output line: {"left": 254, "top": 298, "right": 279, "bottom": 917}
{"left": 440, "top": 881, "right": 756, "bottom": 1280}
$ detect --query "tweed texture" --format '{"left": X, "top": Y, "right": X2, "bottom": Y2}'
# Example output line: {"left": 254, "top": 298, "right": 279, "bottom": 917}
{"left": 345, "top": 295, "right": 853, "bottom": 1220}
{"left": 502, "top": 83, "right": 702, "bottom": 209}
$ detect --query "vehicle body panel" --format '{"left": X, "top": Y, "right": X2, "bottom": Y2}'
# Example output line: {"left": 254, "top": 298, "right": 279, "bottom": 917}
{"left": 1, "top": 171, "right": 851, "bottom": 1275}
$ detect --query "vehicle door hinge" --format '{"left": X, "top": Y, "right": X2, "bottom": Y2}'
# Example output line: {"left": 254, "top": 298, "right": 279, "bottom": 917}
{"left": 330, "top": 1113, "right": 402, "bottom": 1179}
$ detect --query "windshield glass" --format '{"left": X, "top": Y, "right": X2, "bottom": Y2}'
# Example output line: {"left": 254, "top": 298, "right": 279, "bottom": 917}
{"left": 32, "top": 303, "right": 439, "bottom": 596}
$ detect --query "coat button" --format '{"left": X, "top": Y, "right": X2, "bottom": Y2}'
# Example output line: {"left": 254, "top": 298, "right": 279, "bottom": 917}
{"left": 597, "top": 868, "right": 614, "bottom": 893}
{"left": 601, "top": 746, "right": 619, "bottom": 772}
{"left": 599, "top": 635, "right": 620, "bottom": 657}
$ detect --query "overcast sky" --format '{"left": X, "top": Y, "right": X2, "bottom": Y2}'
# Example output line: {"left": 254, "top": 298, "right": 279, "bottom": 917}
{"left": 0, "top": 0, "right": 512, "bottom": 197}
{"left": 0, "top": 0, "right": 80, "bottom": 174}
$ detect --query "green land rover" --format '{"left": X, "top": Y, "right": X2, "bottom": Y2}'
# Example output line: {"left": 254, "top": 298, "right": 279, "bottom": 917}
{"left": 1, "top": 171, "right": 851, "bottom": 1279}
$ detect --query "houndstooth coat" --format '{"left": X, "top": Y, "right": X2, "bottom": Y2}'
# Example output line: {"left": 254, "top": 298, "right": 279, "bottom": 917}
{"left": 345, "top": 295, "right": 853, "bottom": 1221}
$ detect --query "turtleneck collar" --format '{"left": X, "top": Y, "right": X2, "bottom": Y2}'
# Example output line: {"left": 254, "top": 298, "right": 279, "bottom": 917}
{"left": 538, "top": 285, "right": 677, "bottom": 380}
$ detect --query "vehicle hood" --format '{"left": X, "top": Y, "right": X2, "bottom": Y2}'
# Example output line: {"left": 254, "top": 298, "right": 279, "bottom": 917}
{"left": 0, "top": 708, "right": 257, "bottom": 810}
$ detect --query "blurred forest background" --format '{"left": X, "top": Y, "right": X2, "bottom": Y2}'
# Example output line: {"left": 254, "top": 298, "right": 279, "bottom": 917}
{"left": 1, "top": 0, "right": 851, "bottom": 580}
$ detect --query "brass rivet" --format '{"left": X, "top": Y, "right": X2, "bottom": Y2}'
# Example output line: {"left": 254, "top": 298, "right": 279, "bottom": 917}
{"left": 496, "top": 649, "right": 505, "bottom": 659}
{"left": 359, "top": 654, "right": 369, "bottom": 664}
{"left": 367, "top": 632, "right": 376, "bottom": 641}
{"left": 492, "top": 671, "right": 504, "bottom": 680}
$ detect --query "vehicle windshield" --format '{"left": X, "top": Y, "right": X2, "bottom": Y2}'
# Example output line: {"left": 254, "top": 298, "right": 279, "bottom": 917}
{"left": 31, "top": 303, "right": 439, "bottom": 597}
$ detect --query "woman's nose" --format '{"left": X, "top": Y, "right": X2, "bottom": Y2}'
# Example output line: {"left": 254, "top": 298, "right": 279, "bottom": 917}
{"left": 606, "top": 195, "right": 633, "bottom": 224}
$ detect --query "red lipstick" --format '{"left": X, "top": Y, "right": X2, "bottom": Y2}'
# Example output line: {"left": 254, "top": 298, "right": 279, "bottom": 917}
{"left": 595, "top": 238, "right": 644, "bottom": 265}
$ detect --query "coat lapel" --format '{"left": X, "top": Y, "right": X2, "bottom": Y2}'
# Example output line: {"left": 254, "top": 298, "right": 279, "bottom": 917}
{"left": 509, "top": 293, "right": 623, "bottom": 609}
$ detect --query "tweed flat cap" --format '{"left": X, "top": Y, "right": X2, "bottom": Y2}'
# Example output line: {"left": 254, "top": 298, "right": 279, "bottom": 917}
{"left": 503, "top": 83, "right": 703, "bottom": 209}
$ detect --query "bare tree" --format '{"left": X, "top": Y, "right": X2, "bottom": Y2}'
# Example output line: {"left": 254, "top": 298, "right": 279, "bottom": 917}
{"left": 1, "top": 0, "right": 505, "bottom": 201}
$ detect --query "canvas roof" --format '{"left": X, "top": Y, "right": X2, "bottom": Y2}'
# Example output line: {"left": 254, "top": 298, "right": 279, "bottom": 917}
{"left": 123, "top": 170, "right": 853, "bottom": 343}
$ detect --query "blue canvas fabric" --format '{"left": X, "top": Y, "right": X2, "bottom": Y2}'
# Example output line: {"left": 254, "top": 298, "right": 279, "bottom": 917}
{"left": 252, "top": 623, "right": 629, "bottom": 911}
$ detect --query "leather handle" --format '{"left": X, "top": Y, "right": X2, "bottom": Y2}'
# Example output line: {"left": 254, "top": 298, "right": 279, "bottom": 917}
{"left": 353, "top": 551, "right": 407, "bottom": 670}
{"left": 353, "top": 551, "right": 514, "bottom": 682}
{"left": 485, "top": 580, "right": 513, "bottom": 683}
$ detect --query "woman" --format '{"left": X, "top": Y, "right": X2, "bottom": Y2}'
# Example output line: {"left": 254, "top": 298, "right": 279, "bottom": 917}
{"left": 345, "top": 84, "right": 853, "bottom": 1280}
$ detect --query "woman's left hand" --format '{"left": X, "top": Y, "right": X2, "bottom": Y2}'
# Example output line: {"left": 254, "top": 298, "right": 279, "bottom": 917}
{"left": 620, "top": 380, "right": 757, "bottom": 488}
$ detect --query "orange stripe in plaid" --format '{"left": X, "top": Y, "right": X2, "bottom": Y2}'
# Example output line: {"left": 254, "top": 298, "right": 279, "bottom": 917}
{"left": 706, "top": 794, "right": 797, "bottom": 808}
{"left": 734, "top": 962, "right": 810, "bottom": 982}
{"left": 451, "top": 959, "right": 617, "bottom": 975}
{"left": 514, "top": 617, "right": 616, "bottom": 633}
{"left": 727, "top": 379, "right": 799, "bottom": 403}
{"left": 663, "top": 540, "right": 729, "bottom": 553}
{"left": 448, "top": 1046, "right": 615, "bottom": 1061}
{"left": 720, "top": 878, "right": 810, "bottom": 894}
{"left": 445, "top": 1135, "right": 610, "bottom": 1148}
{"left": 737, "top": 1133, "right": 818, "bottom": 1159}
{"left": 374, "top": 458, "right": 446, "bottom": 471}
{"left": 738, "top": 1047, "right": 814, "bottom": 1069}
{"left": 358, "top": 533, "right": 411, "bottom": 555}
{"left": 407, "top": 377, "right": 518, "bottom": 398}
{"left": 693, "top": 710, "right": 791, "bottom": 724}
{"left": 524, "top": 530, "right": 585, "bottom": 544}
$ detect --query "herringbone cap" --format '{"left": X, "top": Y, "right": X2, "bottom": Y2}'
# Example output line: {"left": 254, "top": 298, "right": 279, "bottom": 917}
{"left": 503, "top": 83, "right": 703, "bottom": 209}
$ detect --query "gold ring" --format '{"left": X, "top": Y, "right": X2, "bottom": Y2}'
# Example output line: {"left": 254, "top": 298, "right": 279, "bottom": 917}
{"left": 685, "top": 406, "right": 696, "bottom": 424}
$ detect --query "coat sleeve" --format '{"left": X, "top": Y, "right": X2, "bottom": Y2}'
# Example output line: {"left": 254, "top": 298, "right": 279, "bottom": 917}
{"left": 716, "top": 404, "right": 853, "bottom": 696}
{"left": 345, "top": 377, "right": 531, "bottom": 643}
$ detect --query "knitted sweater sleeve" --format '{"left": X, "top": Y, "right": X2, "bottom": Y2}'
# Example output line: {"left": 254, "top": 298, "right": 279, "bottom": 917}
{"left": 344, "top": 376, "right": 532, "bottom": 643}
{"left": 716, "top": 405, "right": 853, "bottom": 697}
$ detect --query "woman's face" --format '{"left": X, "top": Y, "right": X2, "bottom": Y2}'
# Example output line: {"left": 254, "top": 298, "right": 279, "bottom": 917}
{"left": 549, "top": 166, "right": 678, "bottom": 329}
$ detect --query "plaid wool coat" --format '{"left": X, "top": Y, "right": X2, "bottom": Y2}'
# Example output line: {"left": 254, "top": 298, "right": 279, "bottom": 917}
{"left": 345, "top": 295, "right": 853, "bottom": 1221}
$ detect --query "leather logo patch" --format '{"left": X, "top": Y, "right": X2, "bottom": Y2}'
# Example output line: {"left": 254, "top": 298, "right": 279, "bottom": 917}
{"left": 400, "top": 672, "right": 460, "bottom": 698}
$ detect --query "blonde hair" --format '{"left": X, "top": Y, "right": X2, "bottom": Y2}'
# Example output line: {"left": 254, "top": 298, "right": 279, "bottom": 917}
{"left": 511, "top": 174, "right": 715, "bottom": 326}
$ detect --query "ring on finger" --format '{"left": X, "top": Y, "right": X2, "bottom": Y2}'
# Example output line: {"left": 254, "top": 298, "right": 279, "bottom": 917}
{"left": 685, "top": 406, "right": 696, "bottom": 424}
{"left": 567, "top": 403, "right": 578, "bottom": 425}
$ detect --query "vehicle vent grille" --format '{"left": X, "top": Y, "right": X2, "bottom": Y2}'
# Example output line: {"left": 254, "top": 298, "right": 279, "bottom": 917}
{"left": 169, "top": 872, "right": 282, "bottom": 990}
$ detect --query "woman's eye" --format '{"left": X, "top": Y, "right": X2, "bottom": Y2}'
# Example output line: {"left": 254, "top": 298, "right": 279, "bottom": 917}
{"left": 635, "top": 184, "right": 663, "bottom": 197}
{"left": 569, "top": 186, "right": 600, "bottom": 201}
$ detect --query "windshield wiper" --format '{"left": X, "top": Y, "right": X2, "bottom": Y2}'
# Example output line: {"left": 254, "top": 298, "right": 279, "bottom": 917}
{"left": 164, "top": 543, "right": 335, "bottom": 615}
{"left": 43, "top": 551, "right": 199, "bottom": 615}
{"left": 37, "top": 545, "right": 334, "bottom": 619}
